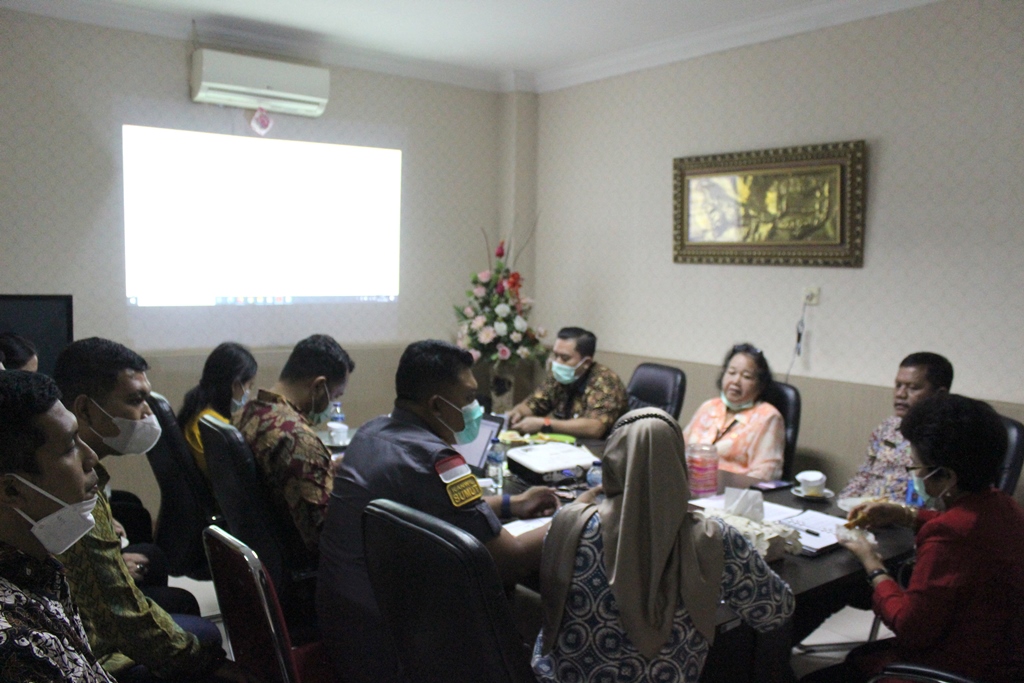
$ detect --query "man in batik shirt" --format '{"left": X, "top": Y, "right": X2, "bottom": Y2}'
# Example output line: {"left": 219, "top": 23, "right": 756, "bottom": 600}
{"left": 839, "top": 352, "right": 953, "bottom": 503}
{"left": 236, "top": 334, "right": 354, "bottom": 553}
{"left": 0, "top": 371, "right": 115, "bottom": 682}
{"left": 509, "top": 327, "right": 627, "bottom": 439}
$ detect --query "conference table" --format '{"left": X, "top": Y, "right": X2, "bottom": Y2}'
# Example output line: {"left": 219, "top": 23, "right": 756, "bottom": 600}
{"left": 506, "top": 462, "right": 916, "bottom": 683}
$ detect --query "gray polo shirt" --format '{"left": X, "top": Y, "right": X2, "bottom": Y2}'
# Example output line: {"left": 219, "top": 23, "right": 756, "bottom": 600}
{"left": 317, "top": 407, "right": 502, "bottom": 683}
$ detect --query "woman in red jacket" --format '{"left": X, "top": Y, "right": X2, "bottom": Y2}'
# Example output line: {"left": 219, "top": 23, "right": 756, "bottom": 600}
{"left": 803, "top": 394, "right": 1024, "bottom": 683}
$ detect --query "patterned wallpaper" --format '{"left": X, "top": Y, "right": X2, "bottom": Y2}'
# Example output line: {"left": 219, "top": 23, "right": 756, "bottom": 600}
{"left": 533, "top": 0, "right": 1024, "bottom": 404}
{"left": 0, "top": 9, "right": 502, "bottom": 351}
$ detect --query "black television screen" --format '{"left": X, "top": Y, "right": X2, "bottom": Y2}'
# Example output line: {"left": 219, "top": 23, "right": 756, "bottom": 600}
{"left": 0, "top": 295, "right": 73, "bottom": 377}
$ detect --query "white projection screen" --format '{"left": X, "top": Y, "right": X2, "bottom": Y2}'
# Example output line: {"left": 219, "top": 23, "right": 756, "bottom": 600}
{"left": 122, "top": 125, "right": 401, "bottom": 307}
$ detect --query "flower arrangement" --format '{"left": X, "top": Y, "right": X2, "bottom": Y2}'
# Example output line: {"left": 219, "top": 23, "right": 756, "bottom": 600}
{"left": 454, "top": 239, "right": 547, "bottom": 366}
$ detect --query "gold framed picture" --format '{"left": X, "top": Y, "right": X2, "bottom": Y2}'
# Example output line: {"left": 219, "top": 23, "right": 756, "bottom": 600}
{"left": 673, "top": 140, "right": 866, "bottom": 266}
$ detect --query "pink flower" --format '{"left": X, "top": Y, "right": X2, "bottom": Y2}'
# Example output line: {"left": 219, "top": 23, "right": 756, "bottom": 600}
{"left": 463, "top": 306, "right": 474, "bottom": 317}
{"left": 477, "top": 270, "right": 491, "bottom": 283}
{"left": 496, "top": 344, "right": 511, "bottom": 361}
{"left": 455, "top": 337, "right": 467, "bottom": 349}
{"left": 473, "top": 286, "right": 487, "bottom": 298}
{"left": 495, "top": 240, "right": 505, "bottom": 258}
{"left": 471, "top": 315, "right": 486, "bottom": 331}
{"left": 469, "top": 349, "right": 481, "bottom": 362}
{"left": 478, "top": 326, "right": 496, "bottom": 344}
{"left": 495, "top": 280, "right": 505, "bottom": 295}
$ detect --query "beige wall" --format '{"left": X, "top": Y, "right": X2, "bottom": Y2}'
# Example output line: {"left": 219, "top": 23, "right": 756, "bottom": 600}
{"left": 0, "top": 8, "right": 507, "bottom": 351}
{"left": 6, "top": 2, "right": 1024, "bottom": 513}
{"left": 532, "top": 0, "right": 1024, "bottom": 404}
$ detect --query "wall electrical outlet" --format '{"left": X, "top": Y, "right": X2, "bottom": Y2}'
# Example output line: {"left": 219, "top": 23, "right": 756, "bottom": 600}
{"left": 803, "top": 287, "right": 821, "bottom": 305}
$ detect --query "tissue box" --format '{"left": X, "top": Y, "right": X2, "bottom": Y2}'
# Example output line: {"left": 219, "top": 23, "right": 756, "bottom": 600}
{"left": 697, "top": 511, "right": 802, "bottom": 562}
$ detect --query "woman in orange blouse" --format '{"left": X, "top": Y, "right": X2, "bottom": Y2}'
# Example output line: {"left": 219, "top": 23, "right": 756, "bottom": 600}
{"left": 683, "top": 343, "right": 784, "bottom": 480}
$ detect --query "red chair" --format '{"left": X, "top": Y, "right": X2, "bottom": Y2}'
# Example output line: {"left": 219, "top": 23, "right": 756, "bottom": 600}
{"left": 202, "top": 525, "right": 331, "bottom": 683}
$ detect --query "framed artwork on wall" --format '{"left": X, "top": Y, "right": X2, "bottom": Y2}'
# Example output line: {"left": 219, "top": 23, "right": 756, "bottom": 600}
{"left": 673, "top": 140, "right": 866, "bottom": 267}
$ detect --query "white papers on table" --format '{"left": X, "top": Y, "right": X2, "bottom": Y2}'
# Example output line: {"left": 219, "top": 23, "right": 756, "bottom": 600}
{"left": 502, "top": 517, "right": 552, "bottom": 537}
{"left": 691, "top": 493, "right": 846, "bottom": 555}
{"left": 689, "top": 493, "right": 804, "bottom": 523}
{"left": 506, "top": 442, "right": 595, "bottom": 474}
{"left": 776, "top": 510, "right": 843, "bottom": 555}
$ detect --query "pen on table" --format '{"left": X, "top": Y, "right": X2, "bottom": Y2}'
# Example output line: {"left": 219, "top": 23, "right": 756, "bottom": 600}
{"left": 804, "top": 529, "right": 820, "bottom": 536}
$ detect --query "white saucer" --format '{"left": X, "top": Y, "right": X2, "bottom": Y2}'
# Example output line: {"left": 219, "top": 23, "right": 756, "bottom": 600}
{"left": 792, "top": 487, "right": 834, "bottom": 501}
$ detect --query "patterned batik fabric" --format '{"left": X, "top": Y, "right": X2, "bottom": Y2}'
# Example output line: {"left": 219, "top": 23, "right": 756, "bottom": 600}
{"left": 57, "top": 465, "right": 216, "bottom": 678}
{"left": 532, "top": 514, "right": 794, "bottom": 683}
{"left": 683, "top": 398, "right": 785, "bottom": 480}
{"left": 0, "top": 541, "right": 116, "bottom": 683}
{"left": 524, "top": 362, "right": 629, "bottom": 437}
{"left": 839, "top": 416, "right": 913, "bottom": 502}
{"left": 235, "top": 389, "right": 333, "bottom": 552}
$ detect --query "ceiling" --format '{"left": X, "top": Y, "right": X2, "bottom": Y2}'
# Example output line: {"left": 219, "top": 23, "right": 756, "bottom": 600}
{"left": 2, "top": 0, "right": 939, "bottom": 92}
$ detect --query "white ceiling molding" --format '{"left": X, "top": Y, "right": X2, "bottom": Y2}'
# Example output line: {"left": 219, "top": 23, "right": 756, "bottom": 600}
{"left": 0, "top": 0, "right": 942, "bottom": 94}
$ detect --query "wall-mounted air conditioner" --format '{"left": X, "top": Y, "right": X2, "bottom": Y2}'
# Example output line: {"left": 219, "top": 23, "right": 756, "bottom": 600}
{"left": 190, "top": 49, "right": 330, "bottom": 118}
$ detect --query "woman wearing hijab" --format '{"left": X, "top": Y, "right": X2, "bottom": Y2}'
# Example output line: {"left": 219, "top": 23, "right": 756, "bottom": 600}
{"left": 533, "top": 407, "right": 794, "bottom": 682}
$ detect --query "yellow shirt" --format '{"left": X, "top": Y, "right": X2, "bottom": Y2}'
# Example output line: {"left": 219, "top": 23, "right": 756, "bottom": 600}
{"left": 183, "top": 406, "right": 229, "bottom": 478}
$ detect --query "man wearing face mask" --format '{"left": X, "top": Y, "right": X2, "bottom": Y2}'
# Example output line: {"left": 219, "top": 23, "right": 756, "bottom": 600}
{"left": 0, "top": 371, "right": 117, "bottom": 681}
{"left": 318, "top": 339, "right": 560, "bottom": 683}
{"left": 509, "top": 326, "right": 628, "bottom": 439}
{"left": 53, "top": 338, "right": 225, "bottom": 682}
{"left": 236, "top": 333, "right": 354, "bottom": 554}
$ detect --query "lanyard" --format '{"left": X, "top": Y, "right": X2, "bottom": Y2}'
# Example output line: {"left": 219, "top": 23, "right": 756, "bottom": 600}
{"left": 713, "top": 419, "right": 738, "bottom": 444}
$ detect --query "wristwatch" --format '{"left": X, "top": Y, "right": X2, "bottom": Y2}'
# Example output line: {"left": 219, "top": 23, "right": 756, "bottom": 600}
{"left": 541, "top": 416, "right": 553, "bottom": 433}
{"left": 866, "top": 568, "right": 890, "bottom": 585}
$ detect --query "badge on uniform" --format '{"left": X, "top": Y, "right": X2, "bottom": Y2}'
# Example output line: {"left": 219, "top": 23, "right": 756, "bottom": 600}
{"left": 435, "top": 454, "right": 482, "bottom": 508}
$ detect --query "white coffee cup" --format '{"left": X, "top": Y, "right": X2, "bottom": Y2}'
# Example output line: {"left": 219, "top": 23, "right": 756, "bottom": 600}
{"left": 796, "top": 470, "right": 827, "bottom": 497}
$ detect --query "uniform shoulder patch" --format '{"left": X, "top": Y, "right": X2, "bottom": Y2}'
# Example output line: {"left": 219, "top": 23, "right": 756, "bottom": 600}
{"left": 435, "top": 454, "right": 482, "bottom": 507}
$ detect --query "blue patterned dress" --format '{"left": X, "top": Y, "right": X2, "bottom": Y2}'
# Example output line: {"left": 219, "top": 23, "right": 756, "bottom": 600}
{"left": 532, "top": 514, "right": 794, "bottom": 683}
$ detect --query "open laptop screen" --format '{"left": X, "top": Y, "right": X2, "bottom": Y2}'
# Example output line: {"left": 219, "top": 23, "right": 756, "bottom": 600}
{"left": 453, "top": 413, "right": 505, "bottom": 470}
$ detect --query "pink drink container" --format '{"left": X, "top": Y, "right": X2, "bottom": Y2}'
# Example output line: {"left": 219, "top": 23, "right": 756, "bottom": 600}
{"left": 685, "top": 444, "right": 719, "bottom": 499}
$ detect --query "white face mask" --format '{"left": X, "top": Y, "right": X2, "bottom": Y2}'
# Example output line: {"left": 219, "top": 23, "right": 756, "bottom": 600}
{"left": 89, "top": 398, "right": 162, "bottom": 455}
{"left": 9, "top": 474, "right": 98, "bottom": 555}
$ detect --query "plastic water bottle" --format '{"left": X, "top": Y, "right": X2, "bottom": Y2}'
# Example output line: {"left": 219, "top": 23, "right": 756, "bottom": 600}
{"left": 486, "top": 438, "right": 505, "bottom": 493}
{"left": 327, "top": 402, "right": 348, "bottom": 445}
{"left": 586, "top": 461, "right": 603, "bottom": 488}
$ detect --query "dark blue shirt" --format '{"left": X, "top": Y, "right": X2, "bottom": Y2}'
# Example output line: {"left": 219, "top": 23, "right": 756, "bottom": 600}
{"left": 317, "top": 407, "right": 501, "bottom": 683}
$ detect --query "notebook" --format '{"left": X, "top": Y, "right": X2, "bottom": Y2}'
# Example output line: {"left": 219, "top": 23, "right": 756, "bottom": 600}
{"left": 453, "top": 413, "right": 506, "bottom": 470}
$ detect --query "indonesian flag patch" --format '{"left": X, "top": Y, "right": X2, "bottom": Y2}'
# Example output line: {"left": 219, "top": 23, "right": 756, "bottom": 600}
{"left": 435, "top": 454, "right": 482, "bottom": 507}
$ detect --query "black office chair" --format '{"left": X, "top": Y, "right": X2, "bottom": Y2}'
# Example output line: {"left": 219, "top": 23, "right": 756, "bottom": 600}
{"left": 199, "top": 415, "right": 318, "bottom": 643}
{"left": 626, "top": 362, "right": 686, "bottom": 419}
{"left": 760, "top": 381, "right": 801, "bottom": 480}
{"left": 145, "top": 392, "right": 219, "bottom": 579}
{"left": 998, "top": 415, "right": 1024, "bottom": 495}
{"left": 362, "top": 499, "right": 534, "bottom": 683}
{"left": 867, "top": 662, "right": 985, "bottom": 683}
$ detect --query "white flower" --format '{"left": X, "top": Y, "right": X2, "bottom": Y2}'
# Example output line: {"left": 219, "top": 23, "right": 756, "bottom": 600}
{"left": 471, "top": 315, "right": 486, "bottom": 331}
{"left": 516, "top": 346, "right": 532, "bottom": 359}
{"left": 510, "top": 331, "right": 522, "bottom": 343}
{"left": 494, "top": 303, "right": 511, "bottom": 318}
{"left": 494, "top": 321, "right": 508, "bottom": 337}
{"left": 513, "top": 315, "right": 528, "bottom": 332}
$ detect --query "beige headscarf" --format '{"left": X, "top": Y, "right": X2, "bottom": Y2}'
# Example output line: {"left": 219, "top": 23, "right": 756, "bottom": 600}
{"left": 540, "top": 408, "right": 725, "bottom": 659}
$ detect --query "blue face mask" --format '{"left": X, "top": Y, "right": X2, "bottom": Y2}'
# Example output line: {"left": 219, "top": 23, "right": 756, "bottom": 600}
{"left": 308, "top": 382, "right": 332, "bottom": 425}
{"left": 231, "top": 388, "right": 251, "bottom": 414}
{"left": 720, "top": 391, "right": 755, "bottom": 412}
{"left": 911, "top": 467, "right": 945, "bottom": 508}
{"left": 551, "top": 359, "right": 585, "bottom": 385}
{"left": 438, "top": 398, "right": 484, "bottom": 445}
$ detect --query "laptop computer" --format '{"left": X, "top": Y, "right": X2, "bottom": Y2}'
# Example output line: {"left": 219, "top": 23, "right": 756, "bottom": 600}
{"left": 453, "top": 413, "right": 506, "bottom": 472}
